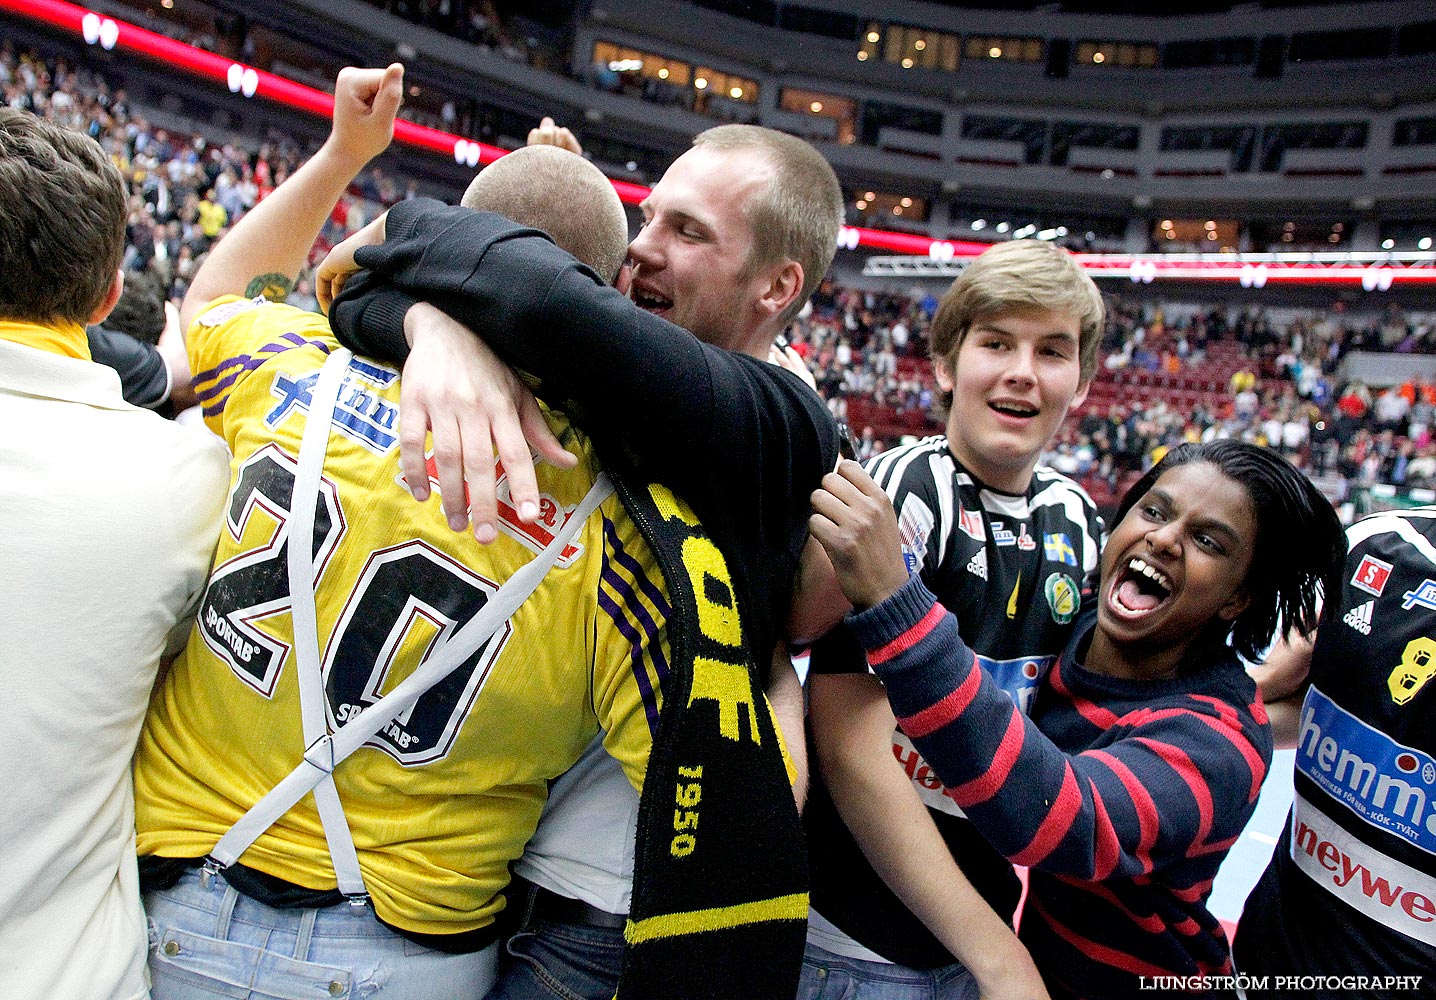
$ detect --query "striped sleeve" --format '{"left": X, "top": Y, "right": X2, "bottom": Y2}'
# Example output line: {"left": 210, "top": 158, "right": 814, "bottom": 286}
{"left": 593, "top": 513, "right": 670, "bottom": 793}
{"left": 187, "top": 296, "right": 336, "bottom": 438}
{"left": 865, "top": 437, "right": 947, "bottom": 575}
{"left": 850, "top": 577, "right": 1269, "bottom": 880}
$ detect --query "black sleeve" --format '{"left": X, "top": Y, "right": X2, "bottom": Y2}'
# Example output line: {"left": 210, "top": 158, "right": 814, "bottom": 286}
{"left": 86, "top": 325, "right": 170, "bottom": 409}
{"left": 329, "top": 200, "right": 840, "bottom": 515}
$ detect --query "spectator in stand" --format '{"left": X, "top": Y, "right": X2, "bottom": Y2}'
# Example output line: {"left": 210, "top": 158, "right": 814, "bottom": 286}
{"left": 1337, "top": 381, "right": 1371, "bottom": 422}
{"left": 196, "top": 186, "right": 227, "bottom": 242}
{"left": 1234, "top": 382, "right": 1260, "bottom": 420}
{"left": 1281, "top": 407, "right": 1310, "bottom": 459}
{"left": 1373, "top": 385, "right": 1411, "bottom": 434}
{"left": 1401, "top": 377, "right": 1435, "bottom": 442}
{"left": 1406, "top": 445, "right": 1436, "bottom": 486}
{"left": 891, "top": 314, "right": 910, "bottom": 353}
{"left": 286, "top": 274, "right": 321, "bottom": 312}
{"left": 1261, "top": 409, "right": 1284, "bottom": 451}
{"left": 212, "top": 166, "right": 246, "bottom": 219}
{"left": 853, "top": 424, "right": 878, "bottom": 462}
{"left": 1399, "top": 376, "right": 1434, "bottom": 407}
{"left": 1411, "top": 395, "right": 1433, "bottom": 446}
{"left": 0, "top": 103, "right": 228, "bottom": 1000}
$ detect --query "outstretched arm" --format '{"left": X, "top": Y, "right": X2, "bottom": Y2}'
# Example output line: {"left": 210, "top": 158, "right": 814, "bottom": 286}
{"left": 181, "top": 64, "right": 403, "bottom": 331}
{"left": 809, "top": 462, "right": 1271, "bottom": 879}
{"left": 812, "top": 673, "right": 1049, "bottom": 1000}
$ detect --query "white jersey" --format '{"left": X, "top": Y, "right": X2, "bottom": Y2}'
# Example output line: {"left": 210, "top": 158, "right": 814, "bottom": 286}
{"left": 515, "top": 737, "right": 638, "bottom": 914}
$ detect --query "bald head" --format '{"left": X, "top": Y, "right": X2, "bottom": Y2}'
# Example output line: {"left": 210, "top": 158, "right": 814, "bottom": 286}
{"left": 462, "top": 145, "right": 629, "bottom": 283}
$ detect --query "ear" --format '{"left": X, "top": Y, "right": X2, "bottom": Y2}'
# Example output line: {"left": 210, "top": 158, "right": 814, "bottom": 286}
{"left": 755, "top": 260, "right": 802, "bottom": 322}
{"left": 614, "top": 262, "right": 633, "bottom": 297}
{"left": 1217, "top": 587, "right": 1251, "bottom": 623}
{"left": 87, "top": 269, "right": 125, "bottom": 326}
{"left": 933, "top": 354, "right": 956, "bottom": 393}
{"left": 1069, "top": 374, "right": 1091, "bottom": 412}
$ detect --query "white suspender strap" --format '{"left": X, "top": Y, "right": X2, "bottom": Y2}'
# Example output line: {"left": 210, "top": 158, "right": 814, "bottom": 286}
{"left": 207, "top": 347, "right": 365, "bottom": 896}
{"left": 207, "top": 347, "right": 615, "bottom": 902}
{"left": 283, "top": 347, "right": 365, "bottom": 897}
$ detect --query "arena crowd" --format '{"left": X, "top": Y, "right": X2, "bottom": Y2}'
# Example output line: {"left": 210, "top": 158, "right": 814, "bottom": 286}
{"left": 10, "top": 37, "right": 1434, "bottom": 509}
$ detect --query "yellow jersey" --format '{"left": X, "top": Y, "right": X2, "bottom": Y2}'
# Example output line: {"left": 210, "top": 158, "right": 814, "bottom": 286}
{"left": 135, "top": 297, "right": 669, "bottom": 936}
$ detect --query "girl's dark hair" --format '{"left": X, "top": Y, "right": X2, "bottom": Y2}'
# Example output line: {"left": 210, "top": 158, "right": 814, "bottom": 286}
{"left": 1113, "top": 440, "right": 1346, "bottom": 662}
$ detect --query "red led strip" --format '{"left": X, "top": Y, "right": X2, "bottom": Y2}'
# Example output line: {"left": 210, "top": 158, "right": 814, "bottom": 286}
{"left": 1, "top": 0, "right": 646, "bottom": 203}
{"left": 3, "top": 0, "right": 1429, "bottom": 285}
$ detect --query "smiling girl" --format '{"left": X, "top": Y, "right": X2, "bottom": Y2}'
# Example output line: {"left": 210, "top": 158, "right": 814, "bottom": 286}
{"left": 808, "top": 440, "right": 1346, "bottom": 999}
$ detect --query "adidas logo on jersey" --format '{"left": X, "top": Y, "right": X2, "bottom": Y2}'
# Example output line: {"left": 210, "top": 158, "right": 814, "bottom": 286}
{"left": 966, "top": 548, "right": 988, "bottom": 580}
{"left": 1343, "top": 600, "right": 1374, "bottom": 636}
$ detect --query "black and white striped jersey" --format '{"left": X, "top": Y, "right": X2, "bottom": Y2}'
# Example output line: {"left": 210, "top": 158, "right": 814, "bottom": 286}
{"left": 807, "top": 434, "right": 1104, "bottom": 969}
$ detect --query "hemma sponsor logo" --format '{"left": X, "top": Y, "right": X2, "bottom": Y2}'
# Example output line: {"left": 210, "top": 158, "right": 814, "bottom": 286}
{"left": 1296, "top": 687, "right": 1436, "bottom": 852}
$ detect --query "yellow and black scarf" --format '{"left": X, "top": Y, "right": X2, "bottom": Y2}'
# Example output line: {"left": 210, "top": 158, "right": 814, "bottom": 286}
{"left": 614, "top": 474, "right": 808, "bottom": 999}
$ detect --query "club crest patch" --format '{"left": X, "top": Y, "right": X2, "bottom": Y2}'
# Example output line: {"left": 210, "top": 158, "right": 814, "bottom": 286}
{"left": 1044, "top": 573, "right": 1079, "bottom": 625}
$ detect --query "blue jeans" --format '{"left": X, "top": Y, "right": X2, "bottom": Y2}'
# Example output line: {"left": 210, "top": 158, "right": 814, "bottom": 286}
{"left": 486, "top": 919, "right": 624, "bottom": 1000}
{"left": 143, "top": 868, "right": 497, "bottom": 999}
{"left": 798, "top": 943, "right": 979, "bottom": 1000}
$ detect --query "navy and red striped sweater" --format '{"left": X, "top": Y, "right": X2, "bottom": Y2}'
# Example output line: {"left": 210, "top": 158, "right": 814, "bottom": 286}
{"left": 850, "top": 577, "right": 1273, "bottom": 1000}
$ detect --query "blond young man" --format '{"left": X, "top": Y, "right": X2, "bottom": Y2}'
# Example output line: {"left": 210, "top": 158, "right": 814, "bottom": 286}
{"left": 802, "top": 240, "right": 1106, "bottom": 1000}
{"left": 319, "top": 123, "right": 847, "bottom": 999}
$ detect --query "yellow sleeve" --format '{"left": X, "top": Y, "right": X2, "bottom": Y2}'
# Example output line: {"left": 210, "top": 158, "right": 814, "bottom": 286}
{"left": 187, "top": 296, "right": 337, "bottom": 440}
